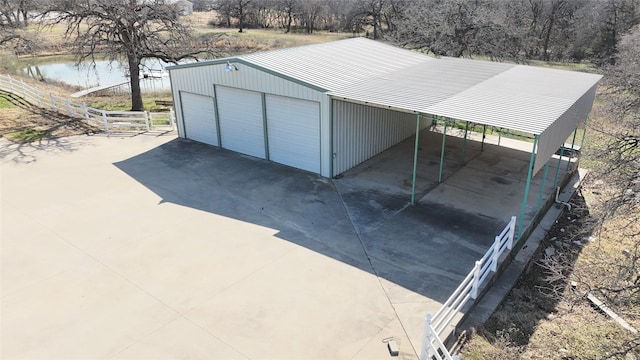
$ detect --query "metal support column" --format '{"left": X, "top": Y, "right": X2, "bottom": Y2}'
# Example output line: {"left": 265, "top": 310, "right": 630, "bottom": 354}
{"left": 481, "top": 124, "right": 487, "bottom": 152}
{"left": 461, "top": 121, "right": 469, "bottom": 165}
{"left": 438, "top": 120, "right": 447, "bottom": 183}
{"left": 552, "top": 146, "right": 564, "bottom": 190}
{"left": 518, "top": 135, "right": 538, "bottom": 238}
{"left": 567, "top": 128, "right": 578, "bottom": 171}
{"left": 536, "top": 160, "right": 550, "bottom": 210}
{"left": 580, "top": 116, "right": 590, "bottom": 150}
{"left": 411, "top": 113, "right": 422, "bottom": 205}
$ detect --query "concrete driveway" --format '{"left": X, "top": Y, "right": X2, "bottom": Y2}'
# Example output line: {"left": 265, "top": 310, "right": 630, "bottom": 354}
{"left": 1, "top": 133, "right": 420, "bottom": 359}
{"left": 1, "top": 129, "right": 570, "bottom": 359}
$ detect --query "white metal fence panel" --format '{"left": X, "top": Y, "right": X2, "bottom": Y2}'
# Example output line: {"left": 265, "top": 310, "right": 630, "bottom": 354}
{"left": 0, "top": 74, "right": 175, "bottom": 133}
{"left": 421, "top": 216, "right": 517, "bottom": 360}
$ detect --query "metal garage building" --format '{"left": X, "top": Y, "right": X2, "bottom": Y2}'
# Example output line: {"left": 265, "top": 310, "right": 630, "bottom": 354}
{"left": 167, "top": 37, "right": 602, "bottom": 195}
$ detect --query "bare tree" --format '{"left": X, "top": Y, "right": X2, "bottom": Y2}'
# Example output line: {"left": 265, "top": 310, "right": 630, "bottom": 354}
{"left": 214, "top": 0, "right": 252, "bottom": 32}
{"left": 0, "top": 0, "right": 36, "bottom": 28}
{"left": 297, "top": 0, "right": 325, "bottom": 34}
{"left": 353, "top": 0, "right": 387, "bottom": 39}
{"left": 594, "top": 24, "right": 640, "bottom": 224}
{"left": 47, "top": 0, "right": 219, "bottom": 111}
{"left": 277, "top": 0, "right": 297, "bottom": 33}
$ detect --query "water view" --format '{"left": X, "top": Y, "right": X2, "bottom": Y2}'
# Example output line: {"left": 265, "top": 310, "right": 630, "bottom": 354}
{"left": 23, "top": 58, "right": 173, "bottom": 93}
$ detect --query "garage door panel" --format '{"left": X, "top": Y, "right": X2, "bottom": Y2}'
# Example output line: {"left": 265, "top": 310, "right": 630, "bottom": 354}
{"left": 181, "top": 92, "right": 218, "bottom": 146}
{"left": 216, "top": 86, "right": 265, "bottom": 159}
{"left": 266, "top": 95, "right": 320, "bottom": 173}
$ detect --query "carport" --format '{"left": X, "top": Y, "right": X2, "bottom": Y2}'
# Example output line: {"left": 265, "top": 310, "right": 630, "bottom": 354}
{"left": 329, "top": 58, "right": 602, "bottom": 238}
{"left": 169, "top": 37, "right": 602, "bottom": 238}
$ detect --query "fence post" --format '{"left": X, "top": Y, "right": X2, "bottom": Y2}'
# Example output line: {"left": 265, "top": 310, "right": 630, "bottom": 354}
{"left": 471, "top": 261, "right": 481, "bottom": 299}
{"left": 420, "top": 314, "right": 432, "bottom": 360}
{"left": 50, "top": 93, "right": 57, "bottom": 112}
{"left": 102, "top": 110, "right": 109, "bottom": 132}
{"left": 83, "top": 103, "right": 89, "bottom": 122}
{"left": 170, "top": 107, "right": 175, "bottom": 129}
{"left": 507, "top": 216, "right": 517, "bottom": 250}
{"left": 36, "top": 87, "right": 42, "bottom": 107}
{"left": 66, "top": 98, "right": 73, "bottom": 117}
{"left": 491, "top": 236, "right": 501, "bottom": 272}
{"left": 20, "top": 80, "right": 26, "bottom": 98}
{"left": 144, "top": 111, "right": 150, "bottom": 132}
{"left": 8, "top": 75, "right": 14, "bottom": 93}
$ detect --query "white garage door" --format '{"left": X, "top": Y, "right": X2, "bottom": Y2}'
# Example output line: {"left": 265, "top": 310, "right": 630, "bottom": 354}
{"left": 266, "top": 95, "right": 320, "bottom": 173}
{"left": 216, "top": 86, "right": 265, "bottom": 159}
{"left": 181, "top": 92, "right": 218, "bottom": 146}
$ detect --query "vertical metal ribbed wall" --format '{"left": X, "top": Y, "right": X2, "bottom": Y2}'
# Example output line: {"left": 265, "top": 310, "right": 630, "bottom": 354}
{"left": 332, "top": 100, "right": 419, "bottom": 175}
{"left": 536, "top": 83, "right": 598, "bottom": 175}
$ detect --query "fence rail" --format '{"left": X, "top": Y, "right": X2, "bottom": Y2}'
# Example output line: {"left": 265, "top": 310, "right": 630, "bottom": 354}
{"left": 421, "top": 215, "right": 517, "bottom": 360}
{"left": 0, "top": 74, "right": 174, "bottom": 133}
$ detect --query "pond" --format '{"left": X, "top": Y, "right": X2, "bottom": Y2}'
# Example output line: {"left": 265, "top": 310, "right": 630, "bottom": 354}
{"left": 23, "top": 58, "right": 174, "bottom": 93}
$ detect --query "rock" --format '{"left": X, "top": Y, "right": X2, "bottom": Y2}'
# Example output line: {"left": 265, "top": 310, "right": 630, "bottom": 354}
{"left": 545, "top": 247, "right": 556, "bottom": 256}
{"left": 560, "top": 228, "right": 566, "bottom": 233}
{"left": 559, "top": 348, "right": 569, "bottom": 354}
{"left": 573, "top": 240, "right": 584, "bottom": 247}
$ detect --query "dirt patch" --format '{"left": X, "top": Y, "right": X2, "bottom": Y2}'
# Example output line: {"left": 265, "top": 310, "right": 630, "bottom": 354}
{"left": 0, "top": 91, "right": 99, "bottom": 143}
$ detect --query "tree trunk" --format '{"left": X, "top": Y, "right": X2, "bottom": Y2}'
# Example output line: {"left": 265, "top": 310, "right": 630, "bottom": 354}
{"left": 238, "top": 3, "right": 244, "bottom": 32}
{"left": 285, "top": 9, "right": 292, "bottom": 33}
{"left": 127, "top": 54, "right": 144, "bottom": 111}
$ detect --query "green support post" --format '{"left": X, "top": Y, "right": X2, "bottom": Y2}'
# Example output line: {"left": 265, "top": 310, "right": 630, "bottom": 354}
{"left": 438, "top": 120, "right": 447, "bottom": 183}
{"left": 536, "top": 160, "right": 550, "bottom": 210}
{"left": 567, "top": 128, "right": 578, "bottom": 171}
{"left": 518, "top": 135, "right": 538, "bottom": 238}
{"left": 411, "top": 113, "right": 421, "bottom": 205}
{"left": 481, "top": 124, "right": 486, "bottom": 152}
{"left": 580, "top": 116, "right": 590, "bottom": 150}
{"left": 552, "top": 146, "right": 564, "bottom": 190}
{"left": 461, "top": 121, "right": 469, "bottom": 165}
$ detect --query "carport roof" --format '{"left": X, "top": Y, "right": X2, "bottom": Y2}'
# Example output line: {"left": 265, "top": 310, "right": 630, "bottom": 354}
{"left": 329, "top": 57, "right": 603, "bottom": 135}
{"left": 169, "top": 37, "right": 602, "bottom": 136}
{"left": 238, "top": 37, "right": 602, "bottom": 136}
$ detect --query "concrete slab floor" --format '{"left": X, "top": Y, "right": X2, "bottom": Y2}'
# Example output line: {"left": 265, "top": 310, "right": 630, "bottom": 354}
{"left": 1, "top": 128, "right": 574, "bottom": 359}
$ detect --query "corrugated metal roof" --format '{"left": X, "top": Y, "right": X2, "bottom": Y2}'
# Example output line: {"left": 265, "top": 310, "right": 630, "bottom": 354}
{"left": 329, "top": 55, "right": 602, "bottom": 135}
{"left": 422, "top": 65, "right": 603, "bottom": 134}
{"left": 170, "top": 37, "right": 602, "bottom": 136}
{"left": 239, "top": 37, "right": 434, "bottom": 91}
{"left": 330, "top": 57, "right": 515, "bottom": 111}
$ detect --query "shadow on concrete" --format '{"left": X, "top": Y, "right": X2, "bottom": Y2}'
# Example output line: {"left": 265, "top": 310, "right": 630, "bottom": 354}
{"left": 113, "top": 128, "right": 563, "bottom": 306}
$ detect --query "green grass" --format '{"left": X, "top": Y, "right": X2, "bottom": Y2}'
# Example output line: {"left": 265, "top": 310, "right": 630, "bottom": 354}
{"left": 6, "top": 128, "right": 48, "bottom": 142}
{"left": 84, "top": 93, "right": 173, "bottom": 112}
{"left": 0, "top": 95, "right": 15, "bottom": 108}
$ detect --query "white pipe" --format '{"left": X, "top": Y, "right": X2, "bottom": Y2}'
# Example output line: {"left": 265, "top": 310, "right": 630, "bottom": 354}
{"left": 555, "top": 187, "right": 571, "bottom": 211}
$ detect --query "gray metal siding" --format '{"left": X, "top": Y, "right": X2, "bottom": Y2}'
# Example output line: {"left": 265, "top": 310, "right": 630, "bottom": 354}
{"left": 333, "top": 100, "right": 419, "bottom": 175}
{"left": 536, "top": 83, "right": 598, "bottom": 175}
